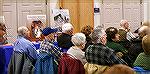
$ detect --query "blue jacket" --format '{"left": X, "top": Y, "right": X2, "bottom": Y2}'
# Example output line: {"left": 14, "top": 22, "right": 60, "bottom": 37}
{"left": 34, "top": 53, "right": 58, "bottom": 74}
{"left": 14, "top": 36, "right": 37, "bottom": 59}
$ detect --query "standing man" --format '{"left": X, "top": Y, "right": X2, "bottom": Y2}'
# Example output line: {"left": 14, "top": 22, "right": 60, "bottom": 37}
{"left": 39, "top": 27, "right": 62, "bottom": 62}
{"left": 14, "top": 26, "right": 37, "bottom": 59}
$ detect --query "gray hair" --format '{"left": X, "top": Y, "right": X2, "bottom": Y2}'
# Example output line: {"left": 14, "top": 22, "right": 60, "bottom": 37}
{"left": 17, "top": 26, "right": 29, "bottom": 36}
{"left": 120, "top": 19, "right": 128, "bottom": 26}
{"left": 62, "top": 23, "right": 73, "bottom": 33}
{"left": 90, "top": 26, "right": 106, "bottom": 43}
{"left": 71, "top": 33, "right": 86, "bottom": 46}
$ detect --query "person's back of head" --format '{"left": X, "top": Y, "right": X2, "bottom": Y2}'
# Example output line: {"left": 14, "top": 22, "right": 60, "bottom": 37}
{"left": 81, "top": 25, "right": 93, "bottom": 36}
{"left": 138, "top": 26, "right": 150, "bottom": 38}
{"left": 62, "top": 23, "right": 73, "bottom": 35}
{"left": 90, "top": 26, "right": 106, "bottom": 44}
{"left": 142, "top": 20, "right": 150, "bottom": 27}
{"left": 103, "top": 64, "right": 135, "bottom": 74}
{"left": 71, "top": 33, "right": 86, "bottom": 47}
{"left": 138, "top": 21, "right": 150, "bottom": 37}
{"left": 0, "top": 22, "right": 6, "bottom": 32}
{"left": 105, "top": 27, "right": 119, "bottom": 41}
{"left": 17, "top": 26, "right": 29, "bottom": 37}
{"left": 142, "top": 35, "right": 150, "bottom": 55}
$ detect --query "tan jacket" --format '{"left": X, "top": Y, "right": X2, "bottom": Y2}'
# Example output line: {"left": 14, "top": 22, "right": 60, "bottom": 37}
{"left": 84, "top": 63, "right": 109, "bottom": 74}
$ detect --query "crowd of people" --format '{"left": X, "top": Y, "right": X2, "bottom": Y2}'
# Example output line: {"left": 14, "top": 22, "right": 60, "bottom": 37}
{"left": 0, "top": 20, "right": 150, "bottom": 74}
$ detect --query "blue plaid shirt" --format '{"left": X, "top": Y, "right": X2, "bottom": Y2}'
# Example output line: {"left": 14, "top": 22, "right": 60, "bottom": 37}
{"left": 39, "top": 39, "right": 63, "bottom": 61}
{"left": 85, "top": 43, "right": 127, "bottom": 66}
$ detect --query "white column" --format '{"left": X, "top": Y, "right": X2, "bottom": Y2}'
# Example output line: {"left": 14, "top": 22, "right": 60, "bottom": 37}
{"left": 94, "top": 0, "right": 101, "bottom": 28}
{"left": 144, "top": 0, "right": 150, "bottom": 21}
{"left": 0, "top": 0, "right": 2, "bottom": 16}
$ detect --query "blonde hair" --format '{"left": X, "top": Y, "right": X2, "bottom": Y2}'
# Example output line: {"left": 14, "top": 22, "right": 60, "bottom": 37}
{"left": 142, "top": 21, "right": 150, "bottom": 26}
{"left": 142, "top": 35, "right": 150, "bottom": 55}
{"left": 138, "top": 26, "right": 150, "bottom": 38}
{"left": 103, "top": 64, "right": 134, "bottom": 74}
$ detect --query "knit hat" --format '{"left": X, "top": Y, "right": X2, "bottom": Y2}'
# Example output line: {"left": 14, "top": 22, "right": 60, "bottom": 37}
{"left": 42, "top": 27, "right": 57, "bottom": 36}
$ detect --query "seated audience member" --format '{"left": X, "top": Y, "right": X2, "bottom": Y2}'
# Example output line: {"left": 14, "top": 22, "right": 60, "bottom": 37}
{"left": 57, "top": 23, "right": 74, "bottom": 51}
{"left": 13, "top": 26, "right": 37, "bottom": 59}
{"left": 67, "top": 33, "right": 87, "bottom": 65}
{"left": 105, "top": 27, "right": 133, "bottom": 67}
{"left": 127, "top": 25, "right": 149, "bottom": 64}
{"left": 39, "top": 27, "right": 62, "bottom": 63}
{"left": 58, "top": 53, "right": 85, "bottom": 74}
{"left": 103, "top": 64, "right": 135, "bottom": 74}
{"left": 138, "top": 26, "right": 150, "bottom": 38}
{"left": 133, "top": 35, "right": 150, "bottom": 70}
{"left": 106, "top": 27, "right": 127, "bottom": 55}
{"left": 118, "top": 20, "right": 130, "bottom": 41}
{"left": 142, "top": 20, "right": 150, "bottom": 26}
{"left": 128, "top": 21, "right": 150, "bottom": 64}
{"left": 81, "top": 25, "right": 93, "bottom": 51}
{"left": 118, "top": 20, "right": 135, "bottom": 49}
{"left": 0, "top": 22, "right": 8, "bottom": 45}
{"left": 85, "top": 26, "right": 127, "bottom": 66}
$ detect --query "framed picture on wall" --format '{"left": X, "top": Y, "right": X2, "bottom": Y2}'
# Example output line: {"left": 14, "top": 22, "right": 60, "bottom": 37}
{"left": 52, "top": 9, "right": 70, "bottom": 32}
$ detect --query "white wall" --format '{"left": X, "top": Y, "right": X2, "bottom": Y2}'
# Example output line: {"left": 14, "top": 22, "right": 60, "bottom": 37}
{"left": 144, "top": 0, "right": 148, "bottom": 20}
{"left": 144, "top": 0, "right": 150, "bottom": 21}
{"left": 94, "top": 0, "right": 101, "bottom": 28}
{"left": 94, "top": 0, "right": 148, "bottom": 29}
{"left": 49, "top": 0, "right": 59, "bottom": 27}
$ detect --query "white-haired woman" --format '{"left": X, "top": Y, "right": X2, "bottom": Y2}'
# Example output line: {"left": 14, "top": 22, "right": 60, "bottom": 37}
{"left": 67, "top": 33, "right": 87, "bottom": 65}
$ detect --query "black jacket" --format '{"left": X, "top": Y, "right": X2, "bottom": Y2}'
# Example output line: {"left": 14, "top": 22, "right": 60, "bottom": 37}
{"left": 57, "top": 33, "right": 74, "bottom": 49}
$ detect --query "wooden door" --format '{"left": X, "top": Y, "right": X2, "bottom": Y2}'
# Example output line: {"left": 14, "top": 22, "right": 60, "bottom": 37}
{"left": 60, "top": 0, "right": 94, "bottom": 33}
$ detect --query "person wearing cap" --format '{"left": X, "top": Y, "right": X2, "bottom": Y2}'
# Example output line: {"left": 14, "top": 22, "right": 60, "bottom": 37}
{"left": 13, "top": 26, "right": 37, "bottom": 59}
{"left": 57, "top": 23, "right": 74, "bottom": 52}
{"left": 39, "top": 27, "right": 62, "bottom": 62}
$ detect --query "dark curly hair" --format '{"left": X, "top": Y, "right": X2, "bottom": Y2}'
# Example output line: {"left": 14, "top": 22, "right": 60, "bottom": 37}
{"left": 0, "top": 22, "right": 6, "bottom": 32}
{"left": 105, "top": 27, "right": 118, "bottom": 41}
{"left": 81, "top": 25, "right": 93, "bottom": 36}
